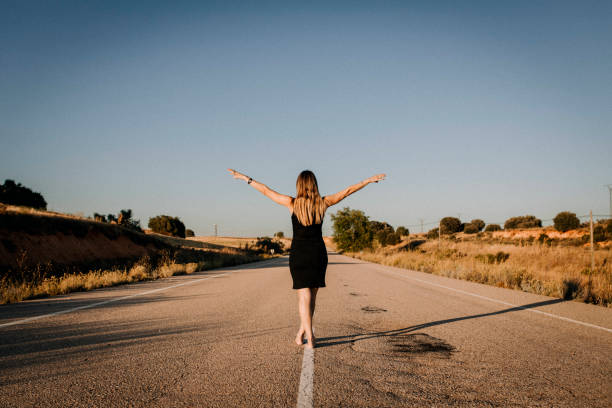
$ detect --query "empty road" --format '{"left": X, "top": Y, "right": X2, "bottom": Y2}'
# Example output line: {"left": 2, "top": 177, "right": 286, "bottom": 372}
{"left": 1, "top": 252, "right": 611, "bottom": 407}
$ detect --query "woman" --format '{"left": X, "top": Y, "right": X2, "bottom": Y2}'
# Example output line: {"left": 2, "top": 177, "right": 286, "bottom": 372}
{"left": 227, "top": 169, "right": 385, "bottom": 349}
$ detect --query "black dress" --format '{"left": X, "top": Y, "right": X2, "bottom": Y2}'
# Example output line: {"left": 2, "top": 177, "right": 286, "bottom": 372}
{"left": 289, "top": 211, "right": 328, "bottom": 289}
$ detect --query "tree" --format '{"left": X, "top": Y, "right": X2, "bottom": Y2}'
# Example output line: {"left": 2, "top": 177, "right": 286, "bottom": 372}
{"left": 376, "top": 229, "right": 400, "bottom": 246}
{"left": 253, "top": 237, "right": 284, "bottom": 254}
{"left": 504, "top": 215, "right": 542, "bottom": 229}
{"left": 117, "top": 209, "right": 142, "bottom": 231}
{"left": 274, "top": 231, "right": 284, "bottom": 238}
{"left": 426, "top": 227, "right": 439, "bottom": 239}
{"left": 553, "top": 212, "right": 580, "bottom": 232}
{"left": 185, "top": 229, "right": 195, "bottom": 237}
{"left": 93, "top": 212, "right": 107, "bottom": 222}
{"left": 463, "top": 223, "right": 479, "bottom": 234}
{"left": 148, "top": 215, "right": 186, "bottom": 238}
{"left": 485, "top": 224, "right": 502, "bottom": 232}
{"left": 396, "top": 226, "right": 409, "bottom": 237}
{"left": 470, "top": 219, "right": 485, "bottom": 232}
{"left": 368, "top": 221, "right": 393, "bottom": 234}
{"left": 0, "top": 179, "right": 47, "bottom": 209}
{"left": 331, "top": 207, "right": 374, "bottom": 252}
{"left": 368, "top": 220, "right": 399, "bottom": 247}
{"left": 440, "top": 217, "right": 462, "bottom": 235}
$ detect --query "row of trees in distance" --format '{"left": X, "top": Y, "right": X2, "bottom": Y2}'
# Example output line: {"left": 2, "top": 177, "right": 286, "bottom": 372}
{"left": 332, "top": 207, "right": 612, "bottom": 252}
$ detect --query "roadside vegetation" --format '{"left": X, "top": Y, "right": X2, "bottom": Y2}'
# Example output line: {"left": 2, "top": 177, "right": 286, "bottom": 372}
{"left": 0, "top": 244, "right": 278, "bottom": 305}
{"left": 0, "top": 201, "right": 283, "bottom": 304}
{"left": 0, "top": 179, "right": 47, "bottom": 210}
{"left": 148, "top": 214, "right": 187, "bottom": 238}
{"left": 93, "top": 208, "right": 143, "bottom": 231}
{"left": 332, "top": 207, "right": 612, "bottom": 307}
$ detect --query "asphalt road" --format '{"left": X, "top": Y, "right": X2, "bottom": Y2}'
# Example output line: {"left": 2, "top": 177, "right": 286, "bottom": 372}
{"left": 1, "top": 252, "right": 611, "bottom": 407}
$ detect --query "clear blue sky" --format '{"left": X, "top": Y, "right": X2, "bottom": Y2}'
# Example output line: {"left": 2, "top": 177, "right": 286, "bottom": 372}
{"left": 1, "top": 1, "right": 611, "bottom": 237}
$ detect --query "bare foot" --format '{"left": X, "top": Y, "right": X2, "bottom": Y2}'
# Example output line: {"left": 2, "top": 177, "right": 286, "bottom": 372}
{"left": 295, "top": 328, "right": 305, "bottom": 346}
{"left": 305, "top": 335, "right": 316, "bottom": 349}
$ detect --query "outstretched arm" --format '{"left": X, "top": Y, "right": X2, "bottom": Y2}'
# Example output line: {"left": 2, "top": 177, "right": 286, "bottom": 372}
{"left": 227, "top": 169, "right": 293, "bottom": 208}
{"left": 324, "top": 174, "right": 386, "bottom": 207}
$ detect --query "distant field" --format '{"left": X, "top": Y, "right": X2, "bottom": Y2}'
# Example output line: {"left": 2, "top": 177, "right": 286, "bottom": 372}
{"left": 190, "top": 236, "right": 338, "bottom": 252}
{"left": 189, "top": 236, "right": 285, "bottom": 249}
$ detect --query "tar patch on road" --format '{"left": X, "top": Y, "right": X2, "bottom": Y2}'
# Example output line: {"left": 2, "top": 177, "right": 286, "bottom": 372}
{"left": 351, "top": 333, "right": 455, "bottom": 359}
{"left": 361, "top": 305, "right": 387, "bottom": 313}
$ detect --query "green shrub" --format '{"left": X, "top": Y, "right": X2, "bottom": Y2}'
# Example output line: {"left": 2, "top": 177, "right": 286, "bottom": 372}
{"left": 475, "top": 251, "right": 510, "bottom": 264}
{"left": 371, "top": 221, "right": 396, "bottom": 247}
{"left": 504, "top": 215, "right": 542, "bottom": 229}
{"left": 562, "top": 278, "right": 582, "bottom": 300}
{"left": 253, "top": 237, "right": 284, "bottom": 254}
{"left": 0, "top": 179, "right": 47, "bottom": 210}
{"left": 148, "top": 215, "right": 186, "bottom": 238}
{"left": 463, "top": 223, "right": 479, "bottom": 234}
{"left": 369, "top": 221, "right": 393, "bottom": 234}
{"left": 396, "top": 226, "right": 409, "bottom": 237}
{"left": 92, "top": 209, "right": 141, "bottom": 231}
{"left": 117, "top": 209, "right": 142, "bottom": 232}
{"left": 553, "top": 212, "right": 580, "bottom": 232}
{"left": 484, "top": 224, "right": 502, "bottom": 232}
{"left": 593, "top": 225, "right": 606, "bottom": 242}
{"left": 426, "top": 227, "right": 439, "bottom": 239}
{"left": 185, "top": 229, "right": 195, "bottom": 237}
{"left": 274, "top": 231, "right": 284, "bottom": 238}
{"left": 331, "top": 207, "right": 374, "bottom": 252}
{"left": 93, "top": 213, "right": 106, "bottom": 222}
{"left": 538, "top": 233, "right": 553, "bottom": 246}
{"left": 376, "top": 229, "right": 401, "bottom": 246}
{"left": 470, "top": 219, "right": 485, "bottom": 231}
{"left": 440, "top": 217, "right": 462, "bottom": 235}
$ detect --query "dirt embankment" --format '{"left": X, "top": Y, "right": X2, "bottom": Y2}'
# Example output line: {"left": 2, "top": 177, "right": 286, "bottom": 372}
{"left": 0, "top": 205, "right": 170, "bottom": 271}
{"left": 491, "top": 227, "right": 588, "bottom": 240}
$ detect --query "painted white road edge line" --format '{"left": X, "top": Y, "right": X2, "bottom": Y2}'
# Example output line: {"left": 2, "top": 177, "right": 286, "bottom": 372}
{"left": 297, "top": 347, "right": 314, "bottom": 408}
{"left": 0, "top": 257, "right": 285, "bottom": 329}
{"left": 371, "top": 264, "right": 612, "bottom": 334}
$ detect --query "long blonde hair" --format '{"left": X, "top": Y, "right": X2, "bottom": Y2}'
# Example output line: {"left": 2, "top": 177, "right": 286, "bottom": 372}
{"left": 292, "top": 170, "right": 326, "bottom": 226}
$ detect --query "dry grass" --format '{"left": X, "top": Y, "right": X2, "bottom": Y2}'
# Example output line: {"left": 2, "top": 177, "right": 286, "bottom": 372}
{"left": 1, "top": 248, "right": 271, "bottom": 304}
{"left": 346, "top": 239, "right": 612, "bottom": 307}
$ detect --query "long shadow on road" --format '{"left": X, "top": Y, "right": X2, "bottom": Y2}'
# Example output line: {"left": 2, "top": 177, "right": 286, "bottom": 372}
{"left": 315, "top": 298, "right": 566, "bottom": 348}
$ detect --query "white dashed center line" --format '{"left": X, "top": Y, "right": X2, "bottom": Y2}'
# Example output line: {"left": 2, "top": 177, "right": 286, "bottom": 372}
{"left": 297, "top": 347, "right": 314, "bottom": 408}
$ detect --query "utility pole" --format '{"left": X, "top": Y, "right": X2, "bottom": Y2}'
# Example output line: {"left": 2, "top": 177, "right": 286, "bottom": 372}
{"left": 606, "top": 185, "right": 612, "bottom": 219}
{"left": 213, "top": 224, "right": 218, "bottom": 237}
{"left": 419, "top": 219, "right": 424, "bottom": 233}
{"left": 590, "top": 211, "right": 594, "bottom": 273}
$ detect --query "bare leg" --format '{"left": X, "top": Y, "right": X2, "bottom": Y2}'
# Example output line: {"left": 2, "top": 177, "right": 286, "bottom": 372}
{"left": 296, "top": 288, "right": 315, "bottom": 348}
{"left": 310, "top": 287, "right": 318, "bottom": 336}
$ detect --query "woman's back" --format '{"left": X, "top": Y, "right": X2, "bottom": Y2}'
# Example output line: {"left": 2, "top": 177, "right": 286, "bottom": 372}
{"left": 291, "top": 211, "right": 324, "bottom": 241}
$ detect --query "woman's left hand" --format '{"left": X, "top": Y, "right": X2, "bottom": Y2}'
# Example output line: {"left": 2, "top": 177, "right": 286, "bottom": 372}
{"left": 227, "top": 168, "right": 249, "bottom": 182}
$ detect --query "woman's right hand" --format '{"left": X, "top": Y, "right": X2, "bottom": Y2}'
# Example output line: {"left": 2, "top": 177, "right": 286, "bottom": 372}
{"left": 366, "top": 173, "right": 386, "bottom": 184}
{"left": 227, "top": 168, "right": 249, "bottom": 182}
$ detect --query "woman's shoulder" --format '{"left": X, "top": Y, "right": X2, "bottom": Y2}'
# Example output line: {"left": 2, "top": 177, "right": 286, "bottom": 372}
{"left": 288, "top": 197, "right": 295, "bottom": 215}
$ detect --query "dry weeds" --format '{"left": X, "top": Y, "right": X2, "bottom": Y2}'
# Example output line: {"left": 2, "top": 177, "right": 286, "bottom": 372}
{"left": 346, "top": 239, "right": 612, "bottom": 307}
{"left": 1, "top": 250, "right": 271, "bottom": 304}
